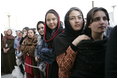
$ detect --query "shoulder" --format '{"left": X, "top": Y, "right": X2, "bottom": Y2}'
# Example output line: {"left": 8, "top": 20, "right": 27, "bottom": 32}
{"left": 53, "top": 32, "right": 66, "bottom": 45}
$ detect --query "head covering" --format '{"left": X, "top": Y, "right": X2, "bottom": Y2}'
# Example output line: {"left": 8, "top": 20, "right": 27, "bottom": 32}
{"left": 44, "top": 9, "right": 63, "bottom": 43}
{"left": 54, "top": 7, "right": 85, "bottom": 56}
{"left": 36, "top": 21, "right": 44, "bottom": 31}
{"left": 3, "top": 29, "right": 14, "bottom": 47}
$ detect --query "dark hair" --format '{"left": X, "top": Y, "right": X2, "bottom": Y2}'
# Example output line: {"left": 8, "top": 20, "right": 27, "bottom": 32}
{"left": 15, "top": 30, "right": 21, "bottom": 32}
{"left": 36, "top": 21, "right": 44, "bottom": 30}
{"left": 64, "top": 7, "right": 85, "bottom": 33}
{"left": 85, "top": 7, "right": 110, "bottom": 36}
{"left": 28, "top": 28, "right": 36, "bottom": 34}
{"left": 22, "top": 27, "right": 29, "bottom": 32}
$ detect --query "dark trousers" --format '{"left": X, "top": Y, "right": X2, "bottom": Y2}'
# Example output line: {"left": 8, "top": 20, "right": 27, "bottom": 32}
{"left": 19, "top": 64, "right": 24, "bottom": 75}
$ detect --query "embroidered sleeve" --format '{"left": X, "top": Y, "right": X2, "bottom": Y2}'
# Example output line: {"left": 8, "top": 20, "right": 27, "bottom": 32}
{"left": 56, "top": 46, "right": 77, "bottom": 77}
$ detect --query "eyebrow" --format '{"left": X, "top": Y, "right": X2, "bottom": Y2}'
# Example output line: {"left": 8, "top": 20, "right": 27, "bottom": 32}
{"left": 93, "top": 15, "right": 107, "bottom": 18}
{"left": 69, "top": 15, "right": 82, "bottom": 17}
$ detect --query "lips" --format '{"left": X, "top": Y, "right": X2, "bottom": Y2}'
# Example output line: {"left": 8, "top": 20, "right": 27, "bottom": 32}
{"left": 75, "top": 24, "right": 80, "bottom": 27}
{"left": 98, "top": 26, "right": 106, "bottom": 28}
{"left": 49, "top": 24, "right": 54, "bottom": 27}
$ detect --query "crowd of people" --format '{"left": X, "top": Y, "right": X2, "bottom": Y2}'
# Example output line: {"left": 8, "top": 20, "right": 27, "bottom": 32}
{"left": 1, "top": 7, "right": 117, "bottom": 78}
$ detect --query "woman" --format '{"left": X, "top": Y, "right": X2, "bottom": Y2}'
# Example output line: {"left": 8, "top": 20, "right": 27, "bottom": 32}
{"left": 70, "top": 7, "right": 110, "bottom": 78}
{"left": 36, "top": 21, "right": 45, "bottom": 43}
{"left": 20, "top": 29, "right": 38, "bottom": 78}
{"left": 2, "top": 29, "right": 16, "bottom": 74}
{"left": 19, "top": 27, "right": 29, "bottom": 45}
{"left": 53, "top": 7, "right": 89, "bottom": 77}
{"left": 39, "top": 9, "right": 63, "bottom": 78}
{"left": 14, "top": 30, "right": 24, "bottom": 76}
{"left": 35, "top": 21, "right": 45, "bottom": 77}
{"left": 35, "top": 21, "right": 45, "bottom": 62}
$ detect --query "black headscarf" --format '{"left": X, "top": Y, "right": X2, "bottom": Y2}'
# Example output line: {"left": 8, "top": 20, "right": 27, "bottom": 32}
{"left": 54, "top": 7, "right": 85, "bottom": 56}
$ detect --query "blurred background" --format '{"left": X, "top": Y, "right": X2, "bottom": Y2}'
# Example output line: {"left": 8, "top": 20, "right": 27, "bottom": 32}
{"left": 0, "top": 0, "right": 117, "bottom": 35}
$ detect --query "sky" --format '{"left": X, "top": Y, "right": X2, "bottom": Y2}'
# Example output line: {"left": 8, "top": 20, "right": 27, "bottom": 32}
{"left": 0, "top": 0, "right": 118, "bottom": 35}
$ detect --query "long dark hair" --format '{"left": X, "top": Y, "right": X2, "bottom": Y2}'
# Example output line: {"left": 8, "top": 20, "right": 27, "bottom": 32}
{"left": 85, "top": 7, "right": 110, "bottom": 37}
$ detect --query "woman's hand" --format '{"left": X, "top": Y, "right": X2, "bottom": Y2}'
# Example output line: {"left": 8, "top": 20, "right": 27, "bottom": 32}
{"left": 35, "top": 56, "right": 39, "bottom": 62}
{"left": 35, "top": 56, "right": 40, "bottom": 62}
{"left": 3, "top": 48, "right": 10, "bottom": 53}
{"left": 27, "top": 53, "right": 30, "bottom": 56}
{"left": 72, "top": 35, "right": 90, "bottom": 46}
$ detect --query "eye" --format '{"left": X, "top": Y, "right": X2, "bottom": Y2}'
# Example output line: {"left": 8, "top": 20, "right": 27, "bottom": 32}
{"left": 103, "top": 16, "right": 107, "bottom": 21}
{"left": 93, "top": 17, "right": 100, "bottom": 22}
{"left": 52, "top": 18, "right": 55, "bottom": 20}
{"left": 69, "top": 17, "right": 75, "bottom": 20}
{"left": 46, "top": 19, "right": 50, "bottom": 22}
{"left": 41, "top": 27, "right": 44, "bottom": 29}
{"left": 78, "top": 16, "right": 82, "bottom": 20}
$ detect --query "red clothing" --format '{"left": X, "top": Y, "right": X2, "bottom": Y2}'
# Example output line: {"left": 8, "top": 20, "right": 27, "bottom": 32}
{"left": 25, "top": 56, "right": 33, "bottom": 75}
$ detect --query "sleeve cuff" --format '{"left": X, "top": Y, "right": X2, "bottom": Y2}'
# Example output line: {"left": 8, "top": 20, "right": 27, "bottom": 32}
{"left": 70, "top": 43, "right": 78, "bottom": 52}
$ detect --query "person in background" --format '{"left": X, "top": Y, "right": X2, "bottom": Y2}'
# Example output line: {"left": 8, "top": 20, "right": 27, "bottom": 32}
{"left": 1, "top": 31, "right": 7, "bottom": 74}
{"left": 1, "top": 33, "right": 4, "bottom": 75}
{"left": 70, "top": 7, "right": 110, "bottom": 78}
{"left": 19, "top": 27, "right": 29, "bottom": 45}
{"left": 105, "top": 25, "right": 117, "bottom": 78}
{"left": 53, "top": 7, "right": 86, "bottom": 77}
{"left": 3, "top": 30, "right": 8, "bottom": 37}
{"left": 14, "top": 30, "right": 24, "bottom": 76}
{"left": 14, "top": 30, "right": 22, "bottom": 53}
{"left": 19, "top": 27, "right": 29, "bottom": 71}
{"left": 20, "top": 29, "right": 38, "bottom": 78}
{"left": 35, "top": 21, "right": 46, "bottom": 77}
{"left": 2, "top": 29, "right": 16, "bottom": 74}
{"left": 15, "top": 30, "right": 21, "bottom": 38}
{"left": 104, "top": 26, "right": 113, "bottom": 37}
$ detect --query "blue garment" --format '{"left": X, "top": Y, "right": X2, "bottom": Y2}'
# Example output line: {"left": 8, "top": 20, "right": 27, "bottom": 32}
{"left": 35, "top": 37, "right": 55, "bottom": 64}
{"left": 14, "top": 36, "right": 21, "bottom": 49}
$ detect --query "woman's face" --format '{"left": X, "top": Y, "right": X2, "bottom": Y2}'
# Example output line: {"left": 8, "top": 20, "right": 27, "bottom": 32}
{"left": 18, "top": 32, "right": 23, "bottom": 38}
{"left": 7, "top": 29, "right": 12, "bottom": 35}
{"left": 4, "top": 31, "right": 7, "bottom": 35}
{"left": 37, "top": 23, "right": 44, "bottom": 35}
{"left": 23, "top": 29, "right": 27, "bottom": 35}
{"left": 28, "top": 30, "right": 35, "bottom": 38}
{"left": 16, "top": 30, "right": 20, "bottom": 36}
{"left": 89, "top": 11, "right": 109, "bottom": 34}
{"left": 69, "top": 10, "right": 84, "bottom": 31}
{"left": 46, "top": 13, "right": 58, "bottom": 30}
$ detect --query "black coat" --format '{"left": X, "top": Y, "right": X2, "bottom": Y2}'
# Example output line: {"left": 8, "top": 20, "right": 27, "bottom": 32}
{"left": 105, "top": 26, "right": 117, "bottom": 78}
{"left": 70, "top": 38, "right": 107, "bottom": 78}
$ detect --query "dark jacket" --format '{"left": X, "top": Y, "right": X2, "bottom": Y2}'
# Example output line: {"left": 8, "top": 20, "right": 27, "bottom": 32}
{"left": 43, "top": 9, "right": 63, "bottom": 78}
{"left": 105, "top": 26, "right": 117, "bottom": 78}
{"left": 70, "top": 38, "right": 107, "bottom": 78}
{"left": 2, "top": 35, "right": 16, "bottom": 74}
{"left": 35, "top": 37, "right": 55, "bottom": 64}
